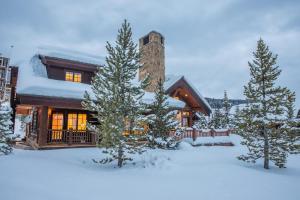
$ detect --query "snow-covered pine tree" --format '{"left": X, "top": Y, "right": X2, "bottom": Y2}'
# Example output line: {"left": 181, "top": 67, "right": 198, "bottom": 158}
{"left": 236, "top": 38, "right": 298, "bottom": 169}
{"left": 146, "top": 78, "right": 179, "bottom": 149}
{"left": 82, "top": 20, "right": 147, "bottom": 167}
{"left": 193, "top": 112, "right": 208, "bottom": 130}
{"left": 281, "top": 91, "right": 299, "bottom": 155}
{"left": 209, "top": 108, "right": 225, "bottom": 129}
{"left": 232, "top": 105, "right": 241, "bottom": 130}
{"left": 0, "top": 102, "right": 14, "bottom": 155}
{"left": 223, "top": 90, "right": 231, "bottom": 127}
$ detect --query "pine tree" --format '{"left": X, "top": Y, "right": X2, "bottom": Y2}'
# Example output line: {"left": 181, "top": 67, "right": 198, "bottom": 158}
{"left": 146, "top": 78, "right": 179, "bottom": 149}
{"left": 193, "top": 112, "right": 208, "bottom": 130}
{"left": 82, "top": 20, "right": 147, "bottom": 167}
{"left": 236, "top": 38, "right": 298, "bottom": 169}
{"left": 0, "top": 102, "right": 14, "bottom": 155}
{"left": 210, "top": 108, "right": 225, "bottom": 129}
{"left": 223, "top": 90, "right": 231, "bottom": 127}
{"left": 232, "top": 105, "right": 241, "bottom": 130}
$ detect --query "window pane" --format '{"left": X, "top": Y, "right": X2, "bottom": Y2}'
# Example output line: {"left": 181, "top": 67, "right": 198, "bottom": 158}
{"left": 65, "top": 72, "right": 73, "bottom": 81}
{"left": 74, "top": 73, "right": 82, "bottom": 83}
{"left": 68, "top": 113, "right": 77, "bottom": 130}
{"left": 182, "top": 118, "right": 188, "bottom": 127}
{"left": 77, "top": 114, "right": 87, "bottom": 130}
{"left": 51, "top": 113, "right": 63, "bottom": 140}
{"left": 52, "top": 113, "right": 64, "bottom": 130}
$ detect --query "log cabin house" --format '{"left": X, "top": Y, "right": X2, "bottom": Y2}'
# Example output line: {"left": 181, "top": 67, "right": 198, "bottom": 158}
{"left": 13, "top": 31, "right": 212, "bottom": 149}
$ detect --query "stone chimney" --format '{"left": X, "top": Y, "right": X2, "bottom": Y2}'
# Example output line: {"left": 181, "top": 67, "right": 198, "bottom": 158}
{"left": 139, "top": 31, "right": 165, "bottom": 92}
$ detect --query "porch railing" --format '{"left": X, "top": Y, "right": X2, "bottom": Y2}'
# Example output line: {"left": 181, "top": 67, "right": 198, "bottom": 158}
{"left": 170, "top": 128, "right": 231, "bottom": 141}
{"left": 47, "top": 129, "right": 94, "bottom": 145}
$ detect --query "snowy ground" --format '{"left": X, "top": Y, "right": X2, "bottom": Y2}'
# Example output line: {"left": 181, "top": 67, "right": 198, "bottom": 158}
{"left": 0, "top": 135, "right": 299, "bottom": 200}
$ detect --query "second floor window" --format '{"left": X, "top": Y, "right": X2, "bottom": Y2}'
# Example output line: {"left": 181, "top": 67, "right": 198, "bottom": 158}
{"left": 65, "top": 71, "right": 82, "bottom": 83}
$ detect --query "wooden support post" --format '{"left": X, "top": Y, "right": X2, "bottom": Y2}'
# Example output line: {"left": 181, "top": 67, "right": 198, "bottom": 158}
{"left": 91, "top": 132, "right": 96, "bottom": 145}
{"left": 68, "top": 131, "right": 73, "bottom": 145}
{"left": 37, "top": 106, "right": 48, "bottom": 147}
{"left": 189, "top": 111, "right": 193, "bottom": 127}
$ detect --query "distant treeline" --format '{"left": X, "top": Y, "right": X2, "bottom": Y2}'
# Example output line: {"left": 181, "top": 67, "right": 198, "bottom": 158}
{"left": 205, "top": 97, "right": 248, "bottom": 109}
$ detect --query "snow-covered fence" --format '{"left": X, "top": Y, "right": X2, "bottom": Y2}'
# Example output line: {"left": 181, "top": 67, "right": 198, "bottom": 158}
{"left": 170, "top": 128, "right": 231, "bottom": 141}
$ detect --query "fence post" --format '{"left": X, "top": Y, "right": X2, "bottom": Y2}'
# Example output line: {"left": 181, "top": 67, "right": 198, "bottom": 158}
{"left": 68, "top": 131, "right": 73, "bottom": 145}
{"left": 192, "top": 128, "right": 196, "bottom": 141}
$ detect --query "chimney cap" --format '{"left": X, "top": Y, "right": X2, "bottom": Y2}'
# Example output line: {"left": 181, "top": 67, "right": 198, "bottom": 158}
{"left": 141, "top": 30, "right": 164, "bottom": 39}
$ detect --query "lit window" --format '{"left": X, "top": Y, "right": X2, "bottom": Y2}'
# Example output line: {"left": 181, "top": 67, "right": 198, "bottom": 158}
{"left": 74, "top": 73, "right": 82, "bottom": 83}
{"left": 52, "top": 113, "right": 64, "bottom": 130}
{"left": 65, "top": 72, "right": 74, "bottom": 82}
{"left": 67, "top": 113, "right": 87, "bottom": 131}
{"left": 78, "top": 114, "right": 87, "bottom": 130}
{"left": 65, "top": 71, "right": 82, "bottom": 83}
{"left": 68, "top": 113, "right": 77, "bottom": 130}
{"left": 51, "top": 113, "right": 64, "bottom": 140}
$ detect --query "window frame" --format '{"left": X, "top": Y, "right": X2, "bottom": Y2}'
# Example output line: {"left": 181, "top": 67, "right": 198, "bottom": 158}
{"left": 49, "top": 109, "right": 88, "bottom": 132}
{"left": 65, "top": 70, "right": 82, "bottom": 83}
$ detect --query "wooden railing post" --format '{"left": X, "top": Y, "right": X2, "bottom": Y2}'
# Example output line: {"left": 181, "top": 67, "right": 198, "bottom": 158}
{"left": 192, "top": 128, "right": 196, "bottom": 141}
{"left": 91, "top": 131, "right": 96, "bottom": 145}
{"left": 68, "top": 131, "right": 73, "bottom": 145}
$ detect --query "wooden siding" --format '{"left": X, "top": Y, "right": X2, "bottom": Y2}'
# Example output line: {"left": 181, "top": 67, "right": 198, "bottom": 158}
{"left": 40, "top": 55, "right": 99, "bottom": 84}
{"left": 165, "top": 77, "right": 211, "bottom": 115}
{"left": 46, "top": 66, "right": 95, "bottom": 84}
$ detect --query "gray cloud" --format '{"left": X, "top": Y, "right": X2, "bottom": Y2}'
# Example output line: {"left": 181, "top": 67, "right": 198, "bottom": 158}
{"left": 1, "top": 0, "right": 299, "bottom": 109}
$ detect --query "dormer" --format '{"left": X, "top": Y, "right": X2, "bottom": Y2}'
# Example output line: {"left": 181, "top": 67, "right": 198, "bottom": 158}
{"left": 39, "top": 55, "right": 100, "bottom": 84}
{"left": 36, "top": 47, "right": 104, "bottom": 84}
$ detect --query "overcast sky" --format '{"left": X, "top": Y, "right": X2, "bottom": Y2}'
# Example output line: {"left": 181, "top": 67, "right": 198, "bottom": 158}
{"left": 1, "top": 0, "right": 299, "bottom": 109}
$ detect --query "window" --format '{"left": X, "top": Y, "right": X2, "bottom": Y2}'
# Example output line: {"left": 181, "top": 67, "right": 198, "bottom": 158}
{"left": 65, "top": 71, "right": 74, "bottom": 82}
{"left": 182, "top": 118, "right": 188, "bottom": 127}
{"left": 74, "top": 73, "right": 81, "bottom": 83}
{"left": 67, "top": 113, "right": 87, "bottom": 131}
{"left": 78, "top": 114, "right": 87, "bottom": 130}
{"left": 67, "top": 113, "right": 77, "bottom": 130}
{"left": 143, "top": 35, "right": 149, "bottom": 45}
{"left": 51, "top": 113, "right": 64, "bottom": 140}
{"left": 65, "top": 71, "right": 82, "bottom": 83}
{"left": 52, "top": 113, "right": 64, "bottom": 130}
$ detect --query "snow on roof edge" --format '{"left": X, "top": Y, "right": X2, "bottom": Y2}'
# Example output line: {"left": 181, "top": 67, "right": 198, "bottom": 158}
{"left": 37, "top": 46, "right": 105, "bottom": 66}
{"left": 164, "top": 74, "right": 212, "bottom": 113}
{"left": 182, "top": 76, "right": 212, "bottom": 111}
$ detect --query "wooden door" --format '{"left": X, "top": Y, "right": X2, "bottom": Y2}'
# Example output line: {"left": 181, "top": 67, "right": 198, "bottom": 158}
{"left": 51, "top": 113, "right": 64, "bottom": 140}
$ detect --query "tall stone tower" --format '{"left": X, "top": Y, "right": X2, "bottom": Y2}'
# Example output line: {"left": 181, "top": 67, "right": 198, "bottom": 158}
{"left": 139, "top": 31, "right": 165, "bottom": 92}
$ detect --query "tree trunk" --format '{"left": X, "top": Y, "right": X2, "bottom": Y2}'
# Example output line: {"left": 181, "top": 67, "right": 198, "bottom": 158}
{"left": 263, "top": 126, "right": 269, "bottom": 169}
{"left": 117, "top": 144, "right": 123, "bottom": 168}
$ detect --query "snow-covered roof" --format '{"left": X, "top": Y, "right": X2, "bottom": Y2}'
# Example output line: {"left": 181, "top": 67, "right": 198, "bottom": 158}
{"left": 164, "top": 75, "right": 182, "bottom": 91}
{"left": 37, "top": 46, "right": 105, "bottom": 66}
{"left": 164, "top": 74, "right": 212, "bottom": 112}
{"left": 17, "top": 55, "right": 184, "bottom": 108}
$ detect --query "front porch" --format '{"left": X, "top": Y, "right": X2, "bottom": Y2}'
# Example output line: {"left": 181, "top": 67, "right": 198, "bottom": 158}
{"left": 16, "top": 104, "right": 231, "bottom": 149}
{"left": 16, "top": 104, "right": 97, "bottom": 148}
